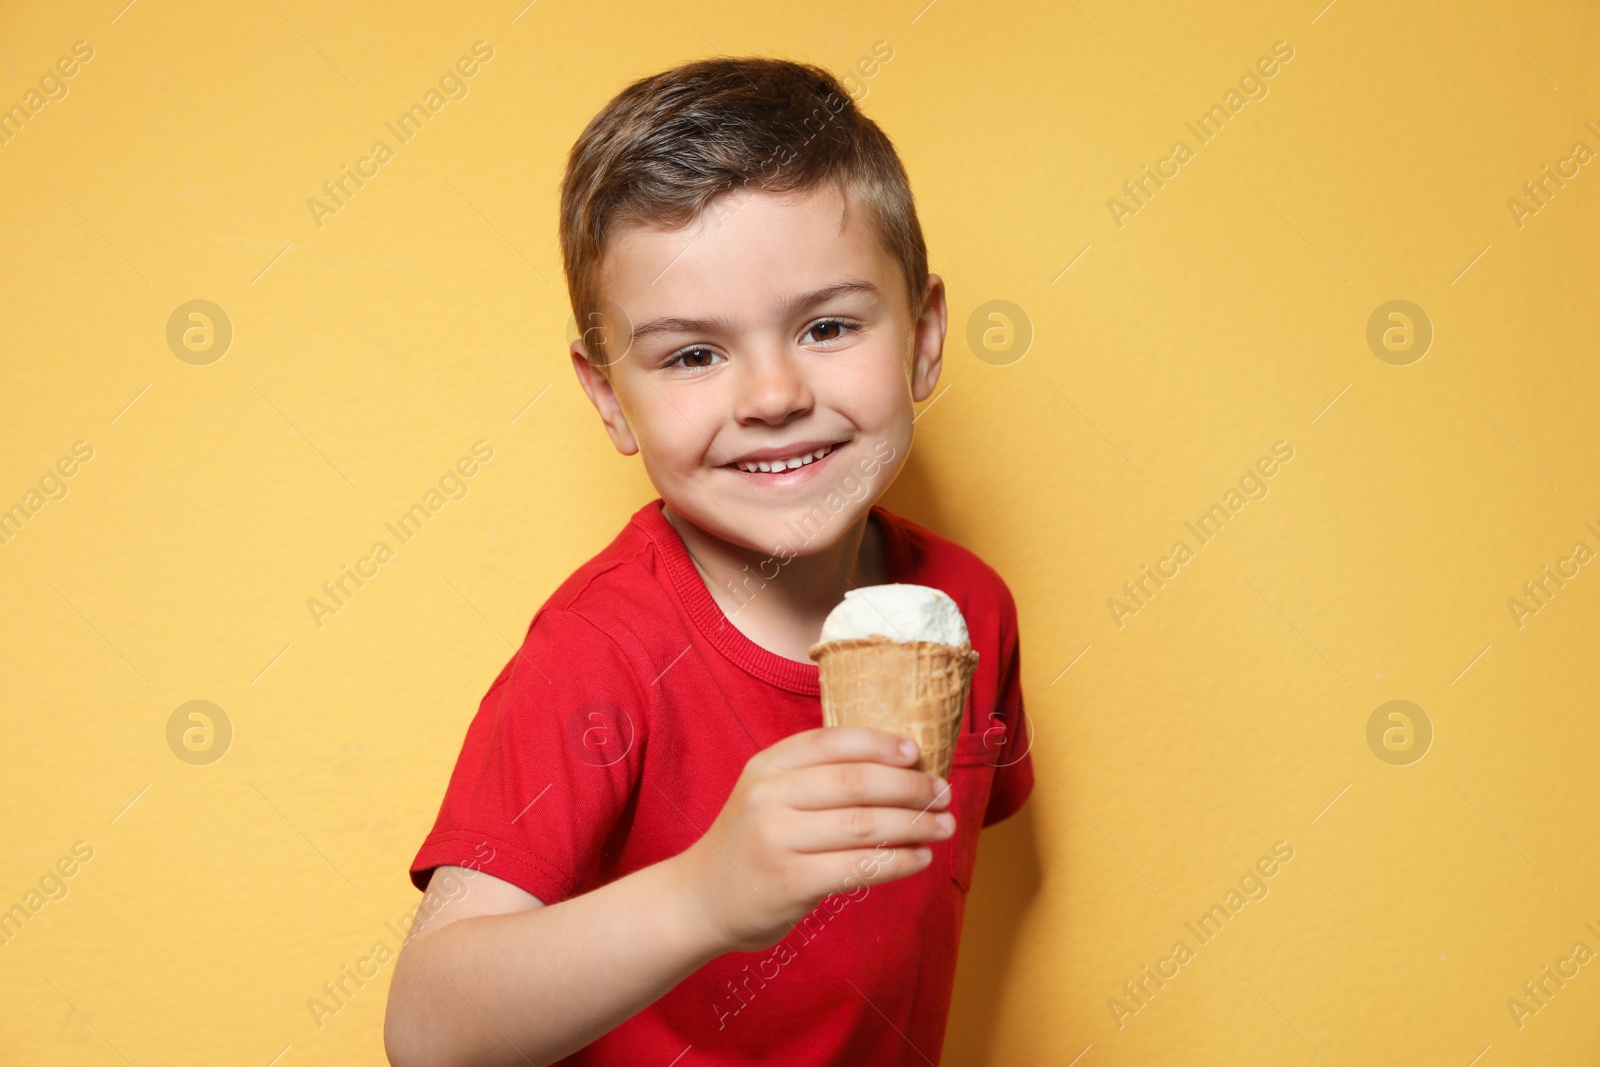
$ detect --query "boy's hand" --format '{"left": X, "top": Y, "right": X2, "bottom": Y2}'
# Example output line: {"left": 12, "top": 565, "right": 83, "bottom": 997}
{"left": 673, "top": 725, "right": 955, "bottom": 954}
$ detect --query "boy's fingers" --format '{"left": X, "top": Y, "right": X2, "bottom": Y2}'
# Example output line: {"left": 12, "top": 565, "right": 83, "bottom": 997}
{"left": 760, "top": 725, "right": 919, "bottom": 773}
{"left": 782, "top": 806, "right": 955, "bottom": 855}
{"left": 803, "top": 845, "right": 936, "bottom": 891}
{"left": 780, "top": 761, "right": 948, "bottom": 814}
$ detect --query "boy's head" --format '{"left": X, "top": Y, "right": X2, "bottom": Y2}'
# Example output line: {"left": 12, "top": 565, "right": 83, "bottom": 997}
{"left": 561, "top": 56, "right": 947, "bottom": 558}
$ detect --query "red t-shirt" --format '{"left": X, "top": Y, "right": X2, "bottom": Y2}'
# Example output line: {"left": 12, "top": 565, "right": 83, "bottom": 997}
{"left": 410, "top": 498, "right": 1033, "bottom": 1065}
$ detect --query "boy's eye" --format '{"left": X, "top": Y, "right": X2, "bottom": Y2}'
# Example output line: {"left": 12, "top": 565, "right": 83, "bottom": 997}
{"left": 662, "top": 320, "right": 860, "bottom": 369}
{"left": 665, "top": 346, "right": 724, "bottom": 371}
{"left": 803, "top": 318, "right": 858, "bottom": 344}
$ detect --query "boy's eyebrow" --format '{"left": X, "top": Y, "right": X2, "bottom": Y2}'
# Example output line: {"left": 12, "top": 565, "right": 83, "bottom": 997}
{"left": 629, "top": 278, "right": 881, "bottom": 343}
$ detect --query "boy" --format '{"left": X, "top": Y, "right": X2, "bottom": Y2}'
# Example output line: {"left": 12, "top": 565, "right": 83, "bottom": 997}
{"left": 385, "top": 56, "right": 1033, "bottom": 1066}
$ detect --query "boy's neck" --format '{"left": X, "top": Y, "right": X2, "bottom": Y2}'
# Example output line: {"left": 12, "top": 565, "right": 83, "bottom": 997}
{"left": 661, "top": 501, "right": 890, "bottom": 664}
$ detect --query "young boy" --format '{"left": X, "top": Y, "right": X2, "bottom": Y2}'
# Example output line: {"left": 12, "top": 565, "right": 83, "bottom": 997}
{"left": 385, "top": 56, "right": 1033, "bottom": 1066}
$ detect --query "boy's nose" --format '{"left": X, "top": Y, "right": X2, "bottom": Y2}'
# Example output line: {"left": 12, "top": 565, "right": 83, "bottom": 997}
{"left": 734, "top": 348, "right": 814, "bottom": 425}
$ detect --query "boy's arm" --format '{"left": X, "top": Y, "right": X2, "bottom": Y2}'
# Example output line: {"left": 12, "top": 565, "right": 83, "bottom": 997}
{"left": 383, "top": 858, "right": 722, "bottom": 1067}
{"left": 384, "top": 725, "right": 953, "bottom": 1067}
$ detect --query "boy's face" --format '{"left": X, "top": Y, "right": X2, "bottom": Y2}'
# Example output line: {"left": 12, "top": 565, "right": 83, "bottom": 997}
{"left": 570, "top": 184, "right": 946, "bottom": 558}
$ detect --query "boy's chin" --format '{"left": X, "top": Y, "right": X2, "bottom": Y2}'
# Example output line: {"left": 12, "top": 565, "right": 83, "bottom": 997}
{"left": 669, "top": 491, "right": 872, "bottom": 557}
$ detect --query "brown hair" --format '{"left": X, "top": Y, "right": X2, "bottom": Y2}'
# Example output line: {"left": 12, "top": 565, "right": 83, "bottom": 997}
{"left": 559, "top": 56, "right": 928, "bottom": 370}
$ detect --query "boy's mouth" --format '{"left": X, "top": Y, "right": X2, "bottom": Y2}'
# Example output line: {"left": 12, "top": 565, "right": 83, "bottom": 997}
{"left": 719, "top": 440, "right": 843, "bottom": 481}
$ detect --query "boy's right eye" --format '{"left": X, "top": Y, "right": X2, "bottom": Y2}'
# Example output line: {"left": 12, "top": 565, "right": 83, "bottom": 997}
{"left": 664, "top": 346, "right": 725, "bottom": 372}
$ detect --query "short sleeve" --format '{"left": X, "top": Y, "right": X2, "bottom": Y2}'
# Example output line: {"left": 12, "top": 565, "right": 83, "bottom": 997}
{"left": 409, "top": 608, "right": 650, "bottom": 904}
{"left": 982, "top": 590, "right": 1034, "bottom": 827}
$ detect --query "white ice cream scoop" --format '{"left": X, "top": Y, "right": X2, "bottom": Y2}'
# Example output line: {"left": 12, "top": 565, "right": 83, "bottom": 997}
{"left": 818, "top": 583, "right": 969, "bottom": 646}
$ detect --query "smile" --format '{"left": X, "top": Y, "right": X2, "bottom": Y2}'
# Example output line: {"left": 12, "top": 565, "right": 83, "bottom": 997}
{"left": 721, "top": 442, "right": 840, "bottom": 479}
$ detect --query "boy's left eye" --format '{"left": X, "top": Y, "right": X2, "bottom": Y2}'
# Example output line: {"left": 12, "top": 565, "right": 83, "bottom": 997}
{"left": 803, "top": 318, "right": 858, "bottom": 345}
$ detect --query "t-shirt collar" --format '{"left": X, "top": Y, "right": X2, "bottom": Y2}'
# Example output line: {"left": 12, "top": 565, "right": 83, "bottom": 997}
{"left": 632, "top": 498, "right": 912, "bottom": 695}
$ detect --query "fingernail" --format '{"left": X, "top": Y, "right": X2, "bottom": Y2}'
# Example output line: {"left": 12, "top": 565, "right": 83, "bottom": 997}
{"left": 937, "top": 812, "right": 956, "bottom": 833}
{"left": 931, "top": 777, "right": 948, "bottom": 797}
{"left": 914, "top": 846, "right": 932, "bottom": 862}
{"left": 900, "top": 739, "right": 917, "bottom": 759}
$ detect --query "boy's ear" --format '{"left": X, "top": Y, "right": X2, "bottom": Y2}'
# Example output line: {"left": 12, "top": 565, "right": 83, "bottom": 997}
{"left": 570, "top": 342, "right": 639, "bottom": 456}
{"left": 908, "top": 273, "right": 948, "bottom": 403}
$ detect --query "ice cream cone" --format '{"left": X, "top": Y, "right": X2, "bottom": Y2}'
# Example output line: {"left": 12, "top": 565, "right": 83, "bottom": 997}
{"left": 807, "top": 634, "right": 980, "bottom": 780}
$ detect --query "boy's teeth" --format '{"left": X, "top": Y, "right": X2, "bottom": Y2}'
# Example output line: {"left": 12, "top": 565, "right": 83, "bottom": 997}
{"left": 734, "top": 444, "right": 833, "bottom": 474}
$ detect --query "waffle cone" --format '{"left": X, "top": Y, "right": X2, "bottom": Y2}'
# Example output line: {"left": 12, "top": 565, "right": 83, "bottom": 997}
{"left": 807, "top": 635, "right": 980, "bottom": 780}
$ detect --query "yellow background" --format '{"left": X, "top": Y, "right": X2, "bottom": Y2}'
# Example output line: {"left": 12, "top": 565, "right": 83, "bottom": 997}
{"left": 3, "top": 0, "right": 1598, "bottom": 1063}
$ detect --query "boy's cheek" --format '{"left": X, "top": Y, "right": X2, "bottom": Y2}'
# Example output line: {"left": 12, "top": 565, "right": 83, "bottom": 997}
{"left": 856, "top": 439, "right": 897, "bottom": 480}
